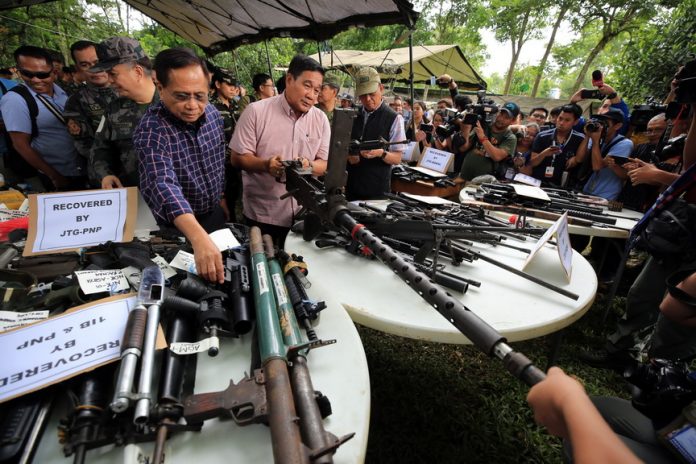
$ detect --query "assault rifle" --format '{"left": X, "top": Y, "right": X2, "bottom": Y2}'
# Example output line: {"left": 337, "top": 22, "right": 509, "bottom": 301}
{"left": 281, "top": 108, "right": 545, "bottom": 386}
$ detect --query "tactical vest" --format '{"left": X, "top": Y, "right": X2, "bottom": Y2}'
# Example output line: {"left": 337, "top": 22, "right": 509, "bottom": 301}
{"left": 346, "top": 101, "right": 397, "bottom": 200}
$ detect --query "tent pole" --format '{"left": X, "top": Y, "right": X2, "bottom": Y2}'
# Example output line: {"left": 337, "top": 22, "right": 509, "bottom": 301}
{"left": 264, "top": 40, "right": 274, "bottom": 82}
{"left": 409, "top": 30, "right": 415, "bottom": 134}
{"left": 232, "top": 50, "right": 240, "bottom": 80}
{"left": 317, "top": 41, "right": 323, "bottom": 66}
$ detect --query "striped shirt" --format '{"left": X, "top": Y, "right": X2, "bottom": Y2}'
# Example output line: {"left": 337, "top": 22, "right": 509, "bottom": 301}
{"left": 134, "top": 101, "right": 225, "bottom": 224}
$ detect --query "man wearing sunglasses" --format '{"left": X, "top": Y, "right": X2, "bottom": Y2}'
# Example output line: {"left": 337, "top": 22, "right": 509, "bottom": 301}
{"left": 0, "top": 45, "right": 85, "bottom": 191}
{"left": 88, "top": 37, "right": 157, "bottom": 189}
{"left": 135, "top": 48, "right": 226, "bottom": 284}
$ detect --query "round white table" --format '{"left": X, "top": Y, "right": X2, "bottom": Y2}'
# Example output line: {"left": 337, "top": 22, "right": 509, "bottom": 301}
{"left": 286, "top": 230, "right": 597, "bottom": 345}
{"left": 32, "top": 292, "right": 371, "bottom": 464}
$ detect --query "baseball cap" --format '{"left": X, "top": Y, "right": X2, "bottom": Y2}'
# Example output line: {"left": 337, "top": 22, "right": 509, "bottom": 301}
{"left": 339, "top": 93, "right": 353, "bottom": 101}
{"left": 90, "top": 37, "right": 147, "bottom": 72}
{"left": 593, "top": 107, "right": 625, "bottom": 124}
{"left": 355, "top": 67, "right": 381, "bottom": 97}
{"left": 322, "top": 74, "right": 340, "bottom": 90}
{"left": 500, "top": 102, "right": 520, "bottom": 118}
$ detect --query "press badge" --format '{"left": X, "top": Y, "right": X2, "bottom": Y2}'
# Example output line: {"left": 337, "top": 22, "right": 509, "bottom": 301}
{"left": 545, "top": 166, "right": 554, "bottom": 178}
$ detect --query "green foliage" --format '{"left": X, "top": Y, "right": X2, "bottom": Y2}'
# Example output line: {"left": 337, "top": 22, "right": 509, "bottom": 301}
{"left": 614, "top": 0, "right": 696, "bottom": 104}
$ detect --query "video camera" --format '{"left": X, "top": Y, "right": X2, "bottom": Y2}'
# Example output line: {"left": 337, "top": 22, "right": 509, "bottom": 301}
{"left": 631, "top": 98, "right": 668, "bottom": 131}
{"left": 434, "top": 91, "right": 499, "bottom": 139}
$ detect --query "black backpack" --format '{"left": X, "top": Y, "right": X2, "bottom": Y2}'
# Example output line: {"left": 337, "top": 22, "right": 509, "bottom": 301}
{"left": 1, "top": 85, "right": 40, "bottom": 178}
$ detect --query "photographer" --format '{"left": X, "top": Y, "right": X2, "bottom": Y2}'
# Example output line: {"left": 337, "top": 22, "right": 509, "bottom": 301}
{"left": 455, "top": 102, "right": 519, "bottom": 182}
{"left": 574, "top": 108, "right": 633, "bottom": 200}
{"left": 405, "top": 101, "right": 431, "bottom": 153}
{"left": 530, "top": 104, "right": 587, "bottom": 188}
{"left": 570, "top": 73, "right": 630, "bottom": 135}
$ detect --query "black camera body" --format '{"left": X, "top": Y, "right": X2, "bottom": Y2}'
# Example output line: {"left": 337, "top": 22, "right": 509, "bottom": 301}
{"left": 632, "top": 99, "right": 668, "bottom": 131}
{"left": 585, "top": 118, "right": 604, "bottom": 133}
{"left": 675, "top": 58, "right": 696, "bottom": 104}
{"left": 419, "top": 123, "right": 434, "bottom": 133}
{"left": 624, "top": 358, "right": 696, "bottom": 424}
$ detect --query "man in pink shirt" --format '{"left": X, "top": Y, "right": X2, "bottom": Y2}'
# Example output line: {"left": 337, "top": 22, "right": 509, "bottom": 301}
{"left": 230, "top": 55, "right": 329, "bottom": 247}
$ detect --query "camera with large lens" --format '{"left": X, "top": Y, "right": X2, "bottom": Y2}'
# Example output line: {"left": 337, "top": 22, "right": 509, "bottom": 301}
{"left": 419, "top": 123, "right": 434, "bottom": 133}
{"left": 632, "top": 98, "right": 668, "bottom": 132}
{"left": 585, "top": 118, "right": 604, "bottom": 133}
{"left": 624, "top": 358, "right": 696, "bottom": 424}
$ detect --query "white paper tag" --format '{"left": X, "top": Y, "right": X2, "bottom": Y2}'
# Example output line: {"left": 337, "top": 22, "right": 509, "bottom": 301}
{"left": 151, "top": 255, "right": 177, "bottom": 279}
{"left": 0, "top": 310, "right": 49, "bottom": 332}
{"left": 271, "top": 273, "right": 289, "bottom": 306}
{"left": 121, "top": 266, "right": 141, "bottom": 287}
{"left": 0, "top": 208, "right": 29, "bottom": 221}
{"left": 169, "top": 337, "right": 218, "bottom": 355}
{"left": 75, "top": 269, "right": 130, "bottom": 295}
{"left": 513, "top": 173, "right": 542, "bottom": 187}
{"left": 169, "top": 250, "right": 197, "bottom": 275}
{"left": 209, "top": 228, "right": 241, "bottom": 251}
{"left": 256, "top": 262, "right": 269, "bottom": 294}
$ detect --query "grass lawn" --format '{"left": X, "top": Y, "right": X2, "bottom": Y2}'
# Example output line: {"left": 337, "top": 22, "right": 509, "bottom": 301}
{"left": 359, "top": 293, "right": 633, "bottom": 463}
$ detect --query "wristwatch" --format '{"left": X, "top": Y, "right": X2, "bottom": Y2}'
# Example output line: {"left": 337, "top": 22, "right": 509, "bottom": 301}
{"left": 381, "top": 149, "right": 388, "bottom": 160}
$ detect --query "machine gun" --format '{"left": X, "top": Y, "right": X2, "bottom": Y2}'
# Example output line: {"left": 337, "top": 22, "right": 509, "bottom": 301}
{"left": 281, "top": 108, "right": 545, "bottom": 387}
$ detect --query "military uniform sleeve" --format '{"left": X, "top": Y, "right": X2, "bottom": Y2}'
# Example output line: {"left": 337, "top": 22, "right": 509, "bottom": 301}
{"left": 64, "top": 93, "right": 94, "bottom": 159}
{"left": 89, "top": 112, "right": 117, "bottom": 184}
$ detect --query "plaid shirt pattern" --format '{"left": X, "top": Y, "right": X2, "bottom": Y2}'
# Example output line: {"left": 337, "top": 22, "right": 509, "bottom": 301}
{"left": 134, "top": 101, "right": 225, "bottom": 224}
{"left": 630, "top": 161, "right": 696, "bottom": 246}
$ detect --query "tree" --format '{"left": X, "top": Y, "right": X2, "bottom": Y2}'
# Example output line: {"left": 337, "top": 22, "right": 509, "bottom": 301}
{"left": 490, "top": 0, "right": 548, "bottom": 95}
{"left": 530, "top": 2, "right": 574, "bottom": 97}
{"left": 567, "top": 0, "right": 657, "bottom": 92}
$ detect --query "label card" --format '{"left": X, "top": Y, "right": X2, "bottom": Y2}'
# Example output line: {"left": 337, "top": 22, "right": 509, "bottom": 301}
{"left": 522, "top": 212, "right": 573, "bottom": 280}
{"left": 513, "top": 173, "right": 542, "bottom": 187}
{"left": 75, "top": 269, "right": 130, "bottom": 295}
{"left": 417, "top": 147, "right": 454, "bottom": 174}
{"left": 169, "top": 250, "right": 197, "bottom": 274}
{"left": 0, "top": 311, "right": 49, "bottom": 332}
{"left": 25, "top": 187, "right": 137, "bottom": 256}
{"left": 511, "top": 184, "right": 550, "bottom": 201}
{"left": 209, "top": 228, "right": 241, "bottom": 251}
{"left": 401, "top": 141, "right": 419, "bottom": 162}
{"left": 0, "top": 295, "right": 136, "bottom": 403}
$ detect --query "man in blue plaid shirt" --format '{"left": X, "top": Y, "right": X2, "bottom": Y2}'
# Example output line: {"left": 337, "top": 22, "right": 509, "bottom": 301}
{"left": 134, "top": 48, "right": 226, "bottom": 284}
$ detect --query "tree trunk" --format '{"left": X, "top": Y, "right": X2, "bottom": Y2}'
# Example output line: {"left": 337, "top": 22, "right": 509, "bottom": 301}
{"left": 531, "top": 5, "right": 568, "bottom": 97}
{"left": 572, "top": 34, "right": 610, "bottom": 92}
{"left": 503, "top": 11, "right": 530, "bottom": 95}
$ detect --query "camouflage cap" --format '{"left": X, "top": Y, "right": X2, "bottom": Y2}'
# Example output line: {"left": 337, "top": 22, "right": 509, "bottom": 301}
{"left": 322, "top": 74, "right": 340, "bottom": 90}
{"left": 355, "top": 67, "right": 381, "bottom": 96}
{"left": 90, "top": 37, "right": 147, "bottom": 72}
{"left": 216, "top": 68, "right": 238, "bottom": 86}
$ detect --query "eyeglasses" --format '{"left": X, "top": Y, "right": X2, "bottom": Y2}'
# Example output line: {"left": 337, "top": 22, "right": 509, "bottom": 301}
{"left": 19, "top": 69, "right": 53, "bottom": 79}
{"left": 531, "top": 113, "right": 546, "bottom": 119}
{"left": 172, "top": 92, "right": 209, "bottom": 103}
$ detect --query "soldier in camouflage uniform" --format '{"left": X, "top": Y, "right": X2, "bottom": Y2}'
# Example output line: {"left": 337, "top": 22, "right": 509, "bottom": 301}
{"left": 88, "top": 37, "right": 157, "bottom": 189}
{"left": 316, "top": 74, "right": 339, "bottom": 124}
{"left": 63, "top": 41, "right": 117, "bottom": 172}
{"left": 210, "top": 68, "right": 242, "bottom": 221}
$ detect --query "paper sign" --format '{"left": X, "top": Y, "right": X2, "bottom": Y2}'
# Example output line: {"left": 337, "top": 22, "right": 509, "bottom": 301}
{"left": 511, "top": 184, "right": 550, "bottom": 202}
{"left": 169, "top": 337, "right": 217, "bottom": 355}
{"left": 408, "top": 166, "right": 448, "bottom": 178}
{"left": 401, "top": 141, "right": 419, "bottom": 162}
{"left": 0, "top": 295, "right": 137, "bottom": 403}
{"left": 0, "top": 310, "right": 49, "bottom": 332}
{"left": 417, "top": 147, "right": 454, "bottom": 174}
{"left": 24, "top": 187, "right": 137, "bottom": 256}
{"left": 402, "top": 193, "right": 458, "bottom": 206}
{"left": 170, "top": 250, "right": 197, "bottom": 274}
{"left": 151, "top": 255, "right": 178, "bottom": 279}
{"left": 210, "top": 228, "right": 241, "bottom": 251}
{"left": 513, "top": 173, "right": 542, "bottom": 187}
{"left": 522, "top": 212, "right": 572, "bottom": 281}
{"left": 75, "top": 269, "right": 130, "bottom": 295}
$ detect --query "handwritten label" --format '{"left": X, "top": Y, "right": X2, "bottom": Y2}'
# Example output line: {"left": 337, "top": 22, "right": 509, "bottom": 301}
{"left": 0, "top": 208, "right": 29, "bottom": 221}
{"left": 0, "top": 311, "right": 49, "bottom": 332}
{"left": 418, "top": 147, "right": 454, "bottom": 173}
{"left": 0, "top": 296, "right": 136, "bottom": 403}
{"left": 169, "top": 250, "right": 197, "bottom": 275}
{"left": 28, "top": 189, "right": 130, "bottom": 254}
{"left": 169, "top": 337, "right": 217, "bottom": 355}
{"left": 256, "top": 262, "right": 269, "bottom": 294}
{"left": 271, "top": 273, "right": 289, "bottom": 306}
{"left": 151, "top": 255, "right": 177, "bottom": 279}
{"left": 75, "top": 269, "right": 130, "bottom": 295}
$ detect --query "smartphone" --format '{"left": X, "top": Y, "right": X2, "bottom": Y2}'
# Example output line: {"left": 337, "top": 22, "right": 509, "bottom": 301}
{"left": 581, "top": 89, "right": 602, "bottom": 99}
{"left": 610, "top": 156, "right": 630, "bottom": 166}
